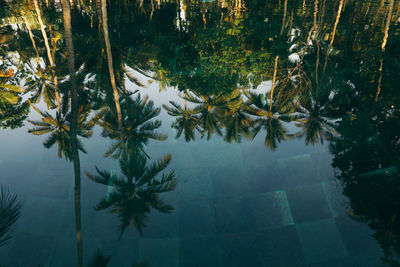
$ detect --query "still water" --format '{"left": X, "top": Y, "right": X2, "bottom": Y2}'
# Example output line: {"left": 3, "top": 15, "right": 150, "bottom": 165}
{"left": 0, "top": 0, "right": 399, "bottom": 266}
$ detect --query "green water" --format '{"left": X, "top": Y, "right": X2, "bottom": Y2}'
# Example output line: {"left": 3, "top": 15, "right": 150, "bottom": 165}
{"left": 0, "top": 0, "right": 399, "bottom": 266}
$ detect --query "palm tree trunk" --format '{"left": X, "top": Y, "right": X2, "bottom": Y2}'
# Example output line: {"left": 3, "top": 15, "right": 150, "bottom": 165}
{"left": 33, "top": 0, "right": 54, "bottom": 67}
{"left": 269, "top": 56, "right": 279, "bottom": 113}
{"left": 61, "top": 1, "right": 82, "bottom": 267}
{"left": 101, "top": 0, "right": 123, "bottom": 131}
{"left": 280, "top": 0, "right": 287, "bottom": 35}
{"left": 33, "top": 0, "right": 61, "bottom": 113}
{"left": 21, "top": 15, "right": 40, "bottom": 65}
{"left": 375, "top": 0, "right": 394, "bottom": 101}
{"left": 323, "top": 0, "right": 344, "bottom": 74}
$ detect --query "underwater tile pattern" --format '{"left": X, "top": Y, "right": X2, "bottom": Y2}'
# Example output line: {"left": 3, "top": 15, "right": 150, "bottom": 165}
{"left": 296, "top": 219, "right": 348, "bottom": 264}
{"left": 286, "top": 183, "right": 332, "bottom": 223}
{"left": 0, "top": 143, "right": 384, "bottom": 266}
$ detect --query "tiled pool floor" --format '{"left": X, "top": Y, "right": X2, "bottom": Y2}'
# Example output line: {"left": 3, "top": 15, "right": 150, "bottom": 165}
{"left": 0, "top": 142, "right": 383, "bottom": 266}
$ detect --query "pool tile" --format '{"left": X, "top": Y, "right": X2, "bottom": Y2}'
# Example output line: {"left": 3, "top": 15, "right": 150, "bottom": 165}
{"left": 258, "top": 226, "right": 305, "bottom": 266}
{"left": 212, "top": 167, "right": 249, "bottom": 198}
{"left": 247, "top": 163, "right": 284, "bottom": 193}
{"left": 0, "top": 232, "right": 55, "bottom": 266}
{"left": 30, "top": 168, "right": 73, "bottom": 199}
{"left": 296, "top": 218, "right": 348, "bottom": 264}
{"left": 322, "top": 181, "right": 348, "bottom": 217}
{"left": 251, "top": 191, "right": 294, "bottom": 230}
{"left": 310, "top": 151, "right": 335, "bottom": 180}
{"left": 286, "top": 183, "right": 332, "bottom": 223}
{"left": 217, "top": 232, "right": 265, "bottom": 267}
{"left": 277, "top": 154, "right": 323, "bottom": 188}
{"left": 100, "top": 237, "right": 141, "bottom": 267}
{"left": 335, "top": 215, "right": 382, "bottom": 256}
{"left": 215, "top": 191, "right": 293, "bottom": 233}
{"left": 179, "top": 199, "right": 216, "bottom": 237}
{"left": 180, "top": 235, "right": 220, "bottom": 267}
{"left": 215, "top": 196, "right": 254, "bottom": 233}
{"left": 176, "top": 168, "right": 214, "bottom": 201}
{"left": 138, "top": 237, "right": 180, "bottom": 267}
{"left": 306, "top": 253, "right": 382, "bottom": 267}
{"left": 16, "top": 195, "right": 69, "bottom": 236}
{"left": 50, "top": 237, "right": 102, "bottom": 267}
{"left": 143, "top": 207, "right": 180, "bottom": 238}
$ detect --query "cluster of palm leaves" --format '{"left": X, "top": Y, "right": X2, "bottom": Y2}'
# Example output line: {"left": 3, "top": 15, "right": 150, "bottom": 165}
{"left": 0, "top": 186, "right": 22, "bottom": 247}
{"left": 28, "top": 101, "right": 94, "bottom": 160}
{"left": 87, "top": 151, "right": 176, "bottom": 236}
{"left": 163, "top": 87, "right": 338, "bottom": 150}
{"left": 95, "top": 93, "right": 167, "bottom": 159}
{"left": 87, "top": 91, "right": 176, "bottom": 237}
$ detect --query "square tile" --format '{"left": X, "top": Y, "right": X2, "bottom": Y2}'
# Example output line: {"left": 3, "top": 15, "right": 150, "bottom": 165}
{"left": 310, "top": 151, "right": 335, "bottom": 180}
{"left": 257, "top": 226, "right": 305, "bottom": 266}
{"left": 0, "top": 232, "right": 55, "bottom": 266}
{"left": 215, "top": 196, "right": 254, "bottom": 233}
{"left": 180, "top": 235, "right": 220, "bottom": 267}
{"left": 335, "top": 215, "right": 382, "bottom": 256}
{"left": 322, "top": 181, "right": 348, "bottom": 217}
{"left": 138, "top": 237, "right": 179, "bottom": 267}
{"left": 30, "top": 168, "right": 73, "bottom": 199}
{"left": 50, "top": 237, "right": 102, "bottom": 267}
{"left": 296, "top": 218, "right": 348, "bottom": 264}
{"left": 251, "top": 191, "right": 294, "bottom": 230}
{"left": 215, "top": 191, "right": 293, "bottom": 233}
{"left": 16, "top": 195, "right": 69, "bottom": 236}
{"left": 277, "top": 154, "right": 322, "bottom": 188}
{"left": 217, "top": 232, "right": 265, "bottom": 267}
{"left": 177, "top": 168, "right": 214, "bottom": 201}
{"left": 286, "top": 183, "right": 332, "bottom": 223}
{"left": 143, "top": 207, "right": 180, "bottom": 238}
{"left": 100, "top": 237, "right": 141, "bottom": 267}
{"left": 211, "top": 167, "right": 249, "bottom": 198}
{"left": 179, "top": 199, "right": 216, "bottom": 237}
{"left": 247, "top": 163, "right": 284, "bottom": 193}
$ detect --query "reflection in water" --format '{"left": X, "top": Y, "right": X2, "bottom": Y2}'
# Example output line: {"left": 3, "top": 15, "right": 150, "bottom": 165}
{"left": 87, "top": 151, "right": 176, "bottom": 236}
{"left": 95, "top": 93, "right": 167, "bottom": 159}
{"left": 0, "top": 0, "right": 399, "bottom": 265}
{"left": 0, "top": 186, "right": 22, "bottom": 247}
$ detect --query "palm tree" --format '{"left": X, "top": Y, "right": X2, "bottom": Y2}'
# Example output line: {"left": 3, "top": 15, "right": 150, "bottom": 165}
{"left": 218, "top": 90, "right": 251, "bottom": 143}
{"left": 244, "top": 92, "right": 293, "bottom": 150}
{"left": 61, "top": 0, "right": 83, "bottom": 265}
{"left": 162, "top": 100, "right": 199, "bottom": 142}
{"left": 101, "top": 0, "right": 123, "bottom": 131}
{"left": 0, "top": 186, "right": 22, "bottom": 247}
{"left": 86, "top": 151, "right": 177, "bottom": 236}
{"left": 96, "top": 94, "right": 167, "bottom": 159}
{"left": 183, "top": 91, "right": 226, "bottom": 140}
{"left": 27, "top": 102, "right": 93, "bottom": 160}
{"left": 291, "top": 98, "right": 337, "bottom": 145}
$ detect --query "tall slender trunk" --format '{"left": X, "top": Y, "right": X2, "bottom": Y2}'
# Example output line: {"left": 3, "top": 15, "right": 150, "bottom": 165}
{"left": 61, "top": 1, "right": 82, "bottom": 267}
{"left": 323, "top": 0, "right": 344, "bottom": 74}
{"left": 33, "top": 0, "right": 53, "bottom": 67}
{"left": 375, "top": 0, "right": 394, "bottom": 101}
{"left": 22, "top": 15, "right": 40, "bottom": 65}
{"left": 280, "top": 0, "right": 287, "bottom": 35}
{"left": 33, "top": 0, "right": 61, "bottom": 113}
{"left": 101, "top": 0, "right": 123, "bottom": 131}
{"left": 269, "top": 56, "right": 279, "bottom": 113}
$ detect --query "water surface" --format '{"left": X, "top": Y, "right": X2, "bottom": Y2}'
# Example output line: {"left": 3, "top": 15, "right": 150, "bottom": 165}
{"left": 0, "top": 0, "right": 399, "bottom": 266}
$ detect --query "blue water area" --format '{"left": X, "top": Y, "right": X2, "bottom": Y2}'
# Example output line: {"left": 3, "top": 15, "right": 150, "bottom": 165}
{"left": 0, "top": 0, "right": 399, "bottom": 266}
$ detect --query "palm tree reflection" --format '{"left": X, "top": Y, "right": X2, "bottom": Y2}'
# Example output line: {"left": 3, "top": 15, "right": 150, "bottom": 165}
{"left": 96, "top": 94, "right": 167, "bottom": 159}
{"left": 86, "top": 151, "right": 176, "bottom": 236}
{"left": 28, "top": 103, "right": 93, "bottom": 160}
{"left": 0, "top": 186, "right": 22, "bottom": 247}
{"left": 245, "top": 92, "right": 293, "bottom": 150}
